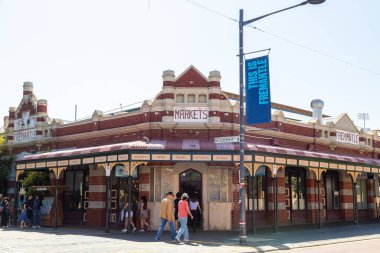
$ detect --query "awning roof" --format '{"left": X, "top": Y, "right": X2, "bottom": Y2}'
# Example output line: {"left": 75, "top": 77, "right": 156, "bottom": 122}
{"left": 16, "top": 139, "right": 380, "bottom": 168}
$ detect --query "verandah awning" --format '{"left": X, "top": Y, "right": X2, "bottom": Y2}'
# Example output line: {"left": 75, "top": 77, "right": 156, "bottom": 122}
{"left": 15, "top": 139, "right": 380, "bottom": 173}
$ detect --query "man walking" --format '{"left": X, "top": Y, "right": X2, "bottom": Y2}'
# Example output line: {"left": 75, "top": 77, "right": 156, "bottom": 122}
{"left": 32, "top": 195, "right": 42, "bottom": 228}
{"left": 154, "top": 192, "right": 175, "bottom": 241}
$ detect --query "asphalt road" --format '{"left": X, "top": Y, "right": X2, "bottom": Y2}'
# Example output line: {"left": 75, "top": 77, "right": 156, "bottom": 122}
{"left": 272, "top": 238, "right": 380, "bottom": 253}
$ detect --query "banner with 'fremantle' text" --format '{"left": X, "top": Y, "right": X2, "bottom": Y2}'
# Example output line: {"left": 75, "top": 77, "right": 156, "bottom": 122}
{"left": 245, "top": 55, "right": 271, "bottom": 124}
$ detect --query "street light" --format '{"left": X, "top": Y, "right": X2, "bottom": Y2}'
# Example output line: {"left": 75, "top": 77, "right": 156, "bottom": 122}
{"left": 238, "top": 0, "right": 325, "bottom": 245}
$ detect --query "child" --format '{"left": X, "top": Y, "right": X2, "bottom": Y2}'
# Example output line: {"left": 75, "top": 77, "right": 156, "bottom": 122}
{"left": 19, "top": 204, "right": 28, "bottom": 228}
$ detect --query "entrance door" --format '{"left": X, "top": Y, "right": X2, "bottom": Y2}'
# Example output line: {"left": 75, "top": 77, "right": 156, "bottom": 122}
{"left": 63, "top": 166, "right": 89, "bottom": 225}
{"left": 285, "top": 167, "right": 306, "bottom": 224}
{"left": 111, "top": 165, "right": 140, "bottom": 227}
{"left": 179, "top": 169, "right": 202, "bottom": 230}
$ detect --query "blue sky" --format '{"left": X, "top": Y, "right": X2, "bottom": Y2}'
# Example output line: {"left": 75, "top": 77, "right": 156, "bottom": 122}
{"left": 0, "top": 0, "right": 379, "bottom": 129}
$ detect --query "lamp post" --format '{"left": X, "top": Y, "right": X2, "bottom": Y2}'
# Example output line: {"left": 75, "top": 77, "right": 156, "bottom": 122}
{"left": 238, "top": 0, "right": 325, "bottom": 245}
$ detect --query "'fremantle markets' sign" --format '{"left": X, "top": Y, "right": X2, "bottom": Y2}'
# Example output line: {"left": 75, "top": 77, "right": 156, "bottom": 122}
{"left": 174, "top": 107, "right": 209, "bottom": 123}
{"left": 335, "top": 130, "right": 359, "bottom": 145}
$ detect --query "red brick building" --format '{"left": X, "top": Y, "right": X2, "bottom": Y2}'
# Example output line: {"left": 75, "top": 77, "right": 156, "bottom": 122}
{"left": 2, "top": 66, "right": 380, "bottom": 230}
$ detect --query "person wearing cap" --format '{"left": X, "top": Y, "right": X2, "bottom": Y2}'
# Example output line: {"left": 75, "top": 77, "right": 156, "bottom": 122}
{"left": 154, "top": 192, "right": 176, "bottom": 241}
{"left": 175, "top": 193, "right": 193, "bottom": 243}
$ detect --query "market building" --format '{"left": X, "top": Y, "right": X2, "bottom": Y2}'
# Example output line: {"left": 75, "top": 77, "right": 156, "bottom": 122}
{"left": 1, "top": 66, "right": 380, "bottom": 231}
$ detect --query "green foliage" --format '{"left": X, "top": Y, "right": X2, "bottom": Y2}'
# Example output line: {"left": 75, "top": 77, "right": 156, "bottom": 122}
{"left": 20, "top": 171, "right": 50, "bottom": 196}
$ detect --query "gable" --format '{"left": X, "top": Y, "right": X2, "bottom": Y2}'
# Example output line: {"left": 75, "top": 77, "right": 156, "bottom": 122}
{"left": 175, "top": 66, "right": 209, "bottom": 87}
{"left": 333, "top": 113, "right": 358, "bottom": 133}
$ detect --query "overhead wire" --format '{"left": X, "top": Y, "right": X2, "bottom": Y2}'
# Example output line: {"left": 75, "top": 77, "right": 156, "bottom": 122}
{"left": 183, "top": 0, "right": 380, "bottom": 77}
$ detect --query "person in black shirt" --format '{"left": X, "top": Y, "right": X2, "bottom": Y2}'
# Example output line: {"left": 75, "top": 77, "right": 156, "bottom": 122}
{"left": 174, "top": 192, "right": 181, "bottom": 230}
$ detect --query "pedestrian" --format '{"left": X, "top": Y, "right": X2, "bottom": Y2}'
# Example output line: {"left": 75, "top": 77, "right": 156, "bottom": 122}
{"left": 25, "top": 195, "right": 34, "bottom": 227}
{"left": 154, "top": 192, "right": 176, "bottom": 241}
{"left": 189, "top": 196, "right": 201, "bottom": 232}
{"left": 18, "top": 203, "right": 28, "bottom": 228}
{"left": 1, "top": 196, "right": 10, "bottom": 228}
{"left": 175, "top": 193, "right": 193, "bottom": 243}
{"left": 32, "top": 195, "right": 42, "bottom": 228}
{"left": 174, "top": 192, "right": 181, "bottom": 230}
{"left": 122, "top": 202, "right": 136, "bottom": 233}
{"left": 0, "top": 194, "right": 3, "bottom": 226}
{"left": 139, "top": 196, "right": 151, "bottom": 232}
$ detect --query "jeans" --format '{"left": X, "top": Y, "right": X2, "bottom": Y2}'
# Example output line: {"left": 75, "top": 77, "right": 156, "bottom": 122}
{"left": 177, "top": 217, "right": 189, "bottom": 240}
{"left": 155, "top": 218, "right": 175, "bottom": 240}
{"left": 33, "top": 209, "right": 41, "bottom": 226}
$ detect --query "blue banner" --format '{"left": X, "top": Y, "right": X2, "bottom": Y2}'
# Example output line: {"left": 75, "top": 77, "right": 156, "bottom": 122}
{"left": 245, "top": 55, "right": 271, "bottom": 124}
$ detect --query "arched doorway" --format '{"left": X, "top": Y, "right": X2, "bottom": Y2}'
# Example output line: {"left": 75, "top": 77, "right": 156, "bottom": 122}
{"left": 110, "top": 164, "right": 139, "bottom": 227}
{"left": 285, "top": 166, "right": 307, "bottom": 224}
{"left": 62, "top": 165, "right": 89, "bottom": 225}
{"left": 179, "top": 169, "right": 202, "bottom": 230}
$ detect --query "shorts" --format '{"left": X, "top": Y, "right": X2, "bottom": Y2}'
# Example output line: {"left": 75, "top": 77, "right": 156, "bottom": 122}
{"left": 140, "top": 210, "right": 148, "bottom": 219}
{"left": 125, "top": 210, "right": 133, "bottom": 218}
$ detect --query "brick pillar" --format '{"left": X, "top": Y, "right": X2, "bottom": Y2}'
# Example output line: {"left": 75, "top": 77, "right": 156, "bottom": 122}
{"left": 367, "top": 179, "right": 376, "bottom": 218}
{"left": 267, "top": 175, "right": 274, "bottom": 224}
{"left": 277, "top": 168, "right": 288, "bottom": 224}
{"left": 339, "top": 171, "right": 354, "bottom": 221}
{"left": 231, "top": 167, "right": 240, "bottom": 230}
{"left": 87, "top": 165, "right": 106, "bottom": 227}
{"left": 306, "top": 171, "right": 318, "bottom": 224}
{"left": 139, "top": 166, "right": 150, "bottom": 200}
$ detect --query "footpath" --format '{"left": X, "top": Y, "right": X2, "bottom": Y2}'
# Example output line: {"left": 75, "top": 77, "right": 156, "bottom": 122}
{"left": 1, "top": 221, "right": 380, "bottom": 252}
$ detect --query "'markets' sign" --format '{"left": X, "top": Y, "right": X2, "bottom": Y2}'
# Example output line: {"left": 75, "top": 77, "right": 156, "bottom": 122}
{"left": 174, "top": 107, "right": 209, "bottom": 123}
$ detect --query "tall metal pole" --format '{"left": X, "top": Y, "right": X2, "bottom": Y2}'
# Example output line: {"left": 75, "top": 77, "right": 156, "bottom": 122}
{"left": 105, "top": 165, "right": 110, "bottom": 233}
{"left": 128, "top": 175, "right": 132, "bottom": 233}
{"left": 54, "top": 168, "right": 58, "bottom": 229}
{"left": 238, "top": 8, "right": 247, "bottom": 245}
{"left": 353, "top": 182, "right": 359, "bottom": 225}
{"left": 252, "top": 176, "right": 256, "bottom": 235}
{"left": 317, "top": 178, "right": 321, "bottom": 229}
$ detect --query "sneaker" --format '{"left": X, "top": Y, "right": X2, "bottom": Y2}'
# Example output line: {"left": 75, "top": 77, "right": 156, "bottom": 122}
{"left": 37, "top": 226, "right": 41, "bottom": 228}
{"left": 32, "top": 226, "right": 36, "bottom": 229}
{"left": 122, "top": 228, "right": 128, "bottom": 233}
{"left": 139, "top": 229, "right": 144, "bottom": 232}
{"left": 132, "top": 227, "right": 136, "bottom": 232}
{"left": 154, "top": 237, "right": 160, "bottom": 241}
{"left": 175, "top": 236, "right": 181, "bottom": 244}
{"left": 184, "top": 239, "right": 190, "bottom": 242}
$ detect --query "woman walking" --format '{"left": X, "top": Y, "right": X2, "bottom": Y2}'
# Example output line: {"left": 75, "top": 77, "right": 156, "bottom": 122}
{"left": 122, "top": 202, "right": 136, "bottom": 233}
{"left": 189, "top": 196, "right": 201, "bottom": 232}
{"left": 175, "top": 193, "right": 193, "bottom": 243}
{"left": 139, "top": 196, "right": 151, "bottom": 232}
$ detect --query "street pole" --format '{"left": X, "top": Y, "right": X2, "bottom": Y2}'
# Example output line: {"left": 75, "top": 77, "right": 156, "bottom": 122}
{"left": 105, "top": 165, "right": 110, "bottom": 233}
{"left": 237, "top": 0, "right": 325, "bottom": 244}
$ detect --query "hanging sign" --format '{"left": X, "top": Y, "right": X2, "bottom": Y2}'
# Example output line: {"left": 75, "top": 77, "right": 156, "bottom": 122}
{"left": 245, "top": 55, "right": 271, "bottom": 124}
{"left": 115, "top": 165, "right": 129, "bottom": 177}
{"left": 105, "top": 165, "right": 111, "bottom": 177}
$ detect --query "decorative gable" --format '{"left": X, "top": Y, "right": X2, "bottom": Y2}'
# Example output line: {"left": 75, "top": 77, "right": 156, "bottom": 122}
{"left": 333, "top": 113, "right": 359, "bottom": 133}
{"left": 174, "top": 65, "right": 209, "bottom": 87}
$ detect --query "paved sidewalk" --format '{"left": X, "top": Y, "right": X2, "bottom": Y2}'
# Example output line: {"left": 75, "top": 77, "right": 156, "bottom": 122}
{"left": 1, "top": 221, "right": 380, "bottom": 252}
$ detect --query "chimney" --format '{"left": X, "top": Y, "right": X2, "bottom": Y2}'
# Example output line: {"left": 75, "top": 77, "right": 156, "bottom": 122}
{"left": 3, "top": 116, "right": 9, "bottom": 130}
{"left": 310, "top": 99, "right": 324, "bottom": 122}
{"left": 37, "top": 99, "right": 48, "bottom": 114}
{"left": 23, "top": 81, "right": 33, "bottom": 96}
{"left": 162, "top": 70, "right": 176, "bottom": 86}
{"left": 208, "top": 70, "right": 221, "bottom": 87}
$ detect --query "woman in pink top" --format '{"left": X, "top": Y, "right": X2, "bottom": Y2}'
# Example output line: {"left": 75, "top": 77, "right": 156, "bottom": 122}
{"left": 175, "top": 193, "right": 193, "bottom": 243}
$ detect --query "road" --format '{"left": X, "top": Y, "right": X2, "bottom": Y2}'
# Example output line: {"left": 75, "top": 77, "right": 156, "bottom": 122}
{"left": 272, "top": 238, "right": 380, "bottom": 253}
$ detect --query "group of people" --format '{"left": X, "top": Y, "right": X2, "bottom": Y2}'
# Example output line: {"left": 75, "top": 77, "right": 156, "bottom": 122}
{"left": 154, "top": 191, "right": 201, "bottom": 243}
{"left": 121, "top": 195, "right": 151, "bottom": 233}
{"left": 0, "top": 194, "right": 43, "bottom": 229}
